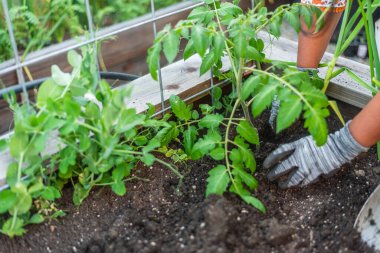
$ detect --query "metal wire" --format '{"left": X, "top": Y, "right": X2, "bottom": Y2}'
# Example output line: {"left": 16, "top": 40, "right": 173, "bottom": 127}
{"left": 0, "top": 2, "right": 203, "bottom": 77}
{"left": 150, "top": 0, "right": 166, "bottom": 116}
{"left": 1, "top": 0, "right": 29, "bottom": 103}
{"left": 84, "top": 0, "right": 101, "bottom": 81}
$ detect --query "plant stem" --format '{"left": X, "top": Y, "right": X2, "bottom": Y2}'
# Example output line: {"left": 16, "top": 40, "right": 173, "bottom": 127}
{"left": 224, "top": 98, "right": 241, "bottom": 194}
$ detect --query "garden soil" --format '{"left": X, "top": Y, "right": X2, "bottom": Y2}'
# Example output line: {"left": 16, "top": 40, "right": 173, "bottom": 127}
{"left": 1, "top": 105, "right": 379, "bottom": 253}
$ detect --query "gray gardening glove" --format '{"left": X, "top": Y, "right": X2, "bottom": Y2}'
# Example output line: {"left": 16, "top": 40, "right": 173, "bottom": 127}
{"left": 264, "top": 121, "right": 368, "bottom": 189}
{"left": 269, "top": 68, "right": 320, "bottom": 130}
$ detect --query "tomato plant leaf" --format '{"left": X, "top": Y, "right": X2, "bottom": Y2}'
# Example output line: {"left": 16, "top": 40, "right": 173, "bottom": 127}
{"left": 206, "top": 165, "right": 230, "bottom": 196}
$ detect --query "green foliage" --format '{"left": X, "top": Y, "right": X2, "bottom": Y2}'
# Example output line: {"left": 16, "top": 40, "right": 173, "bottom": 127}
{"left": 0, "top": 47, "right": 183, "bottom": 237}
{"left": 148, "top": 0, "right": 330, "bottom": 212}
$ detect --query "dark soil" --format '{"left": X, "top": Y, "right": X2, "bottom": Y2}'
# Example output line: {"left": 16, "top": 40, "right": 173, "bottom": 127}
{"left": 1, "top": 104, "right": 379, "bottom": 253}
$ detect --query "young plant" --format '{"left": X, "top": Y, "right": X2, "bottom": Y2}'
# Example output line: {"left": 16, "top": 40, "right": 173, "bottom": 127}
{"left": 148, "top": 0, "right": 331, "bottom": 211}
{"left": 0, "top": 46, "right": 183, "bottom": 237}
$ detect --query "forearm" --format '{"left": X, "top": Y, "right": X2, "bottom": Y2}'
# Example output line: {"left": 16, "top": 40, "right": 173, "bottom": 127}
{"left": 349, "top": 93, "right": 380, "bottom": 148}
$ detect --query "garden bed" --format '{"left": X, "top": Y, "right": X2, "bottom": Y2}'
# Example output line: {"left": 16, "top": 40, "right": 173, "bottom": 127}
{"left": 0, "top": 103, "right": 378, "bottom": 253}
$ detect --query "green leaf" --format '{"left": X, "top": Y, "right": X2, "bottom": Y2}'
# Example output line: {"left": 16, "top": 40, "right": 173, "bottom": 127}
{"left": 147, "top": 43, "right": 161, "bottom": 81}
{"left": 36, "top": 79, "right": 65, "bottom": 108}
{"left": 276, "top": 96, "right": 302, "bottom": 133}
{"left": 188, "top": 6, "right": 214, "bottom": 23}
{"left": 184, "top": 126, "right": 198, "bottom": 155}
{"left": 213, "top": 32, "right": 225, "bottom": 61}
{"left": 141, "top": 153, "right": 155, "bottom": 166}
{"left": 169, "top": 95, "right": 192, "bottom": 121}
{"left": 199, "top": 114, "right": 224, "bottom": 129}
{"left": 163, "top": 29, "right": 180, "bottom": 63}
{"left": 304, "top": 106, "right": 330, "bottom": 146}
{"left": 192, "top": 137, "right": 216, "bottom": 159}
{"left": 41, "top": 186, "right": 61, "bottom": 201}
{"left": 232, "top": 167, "right": 258, "bottom": 190}
{"left": 252, "top": 84, "right": 278, "bottom": 117}
{"left": 246, "top": 46, "right": 262, "bottom": 61}
{"left": 0, "top": 139, "right": 7, "bottom": 152}
{"left": 300, "top": 5, "right": 313, "bottom": 29}
{"left": 206, "top": 165, "right": 230, "bottom": 197}
{"left": 116, "top": 108, "right": 145, "bottom": 133}
{"left": 233, "top": 29, "right": 248, "bottom": 57}
{"left": 241, "top": 195, "right": 266, "bottom": 213}
{"left": 51, "top": 65, "right": 72, "bottom": 86}
{"left": 68, "top": 50, "right": 82, "bottom": 68}
{"left": 200, "top": 51, "right": 215, "bottom": 75}
{"left": 29, "top": 213, "right": 44, "bottom": 224}
{"left": 210, "top": 147, "right": 225, "bottom": 160}
{"left": 241, "top": 75, "right": 260, "bottom": 101}
{"left": 111, "top": 182, "right": 126, "bottom": 196}
{"left": 10, "top": 185, "right": 32, "bottom": 215}
{"left": 9, "top": 131, "right": 28, "bottom": 159}
{"left": 284, "top": 10, "right": 300, "bottom": 33}
{"left": 0, "top": 190, "right": 17, "bottom": 214}
{"left": 269, "top": 18, "right": 281, "bottom": 37}
{"left": 191, "top": 25, "right": 210, "bottom": 57}
{"left": 73, "top": 183, "right": 90, "bottom": 206}
{"left": 236, "top": 121, "right": 259, "bottom": 145}
{"left": 2, "top": 217, "right": 26, "bottom": 237}
{"left": 6, "top": 163, "right": 18, "bottom": 187}
{"left": 184, "top": 40, "right": 196, "bottom": 60}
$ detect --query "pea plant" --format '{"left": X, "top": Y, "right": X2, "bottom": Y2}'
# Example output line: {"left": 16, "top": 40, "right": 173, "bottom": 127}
{"left": 0, "top": 46, "right": 183, "bottom": 237}
{"left": 148, "top": 0, "right": 330, "bottom": 211}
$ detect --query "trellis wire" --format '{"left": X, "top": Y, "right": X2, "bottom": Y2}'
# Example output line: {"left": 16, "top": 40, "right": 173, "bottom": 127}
{"left": 150, "top": 0, "right": 166, "bottom": 115}
{"left": 84, "top": 0, "right": 101, "bottom": 81}
{"left": 1, "top": 0, "right": 29, "bottom": 103}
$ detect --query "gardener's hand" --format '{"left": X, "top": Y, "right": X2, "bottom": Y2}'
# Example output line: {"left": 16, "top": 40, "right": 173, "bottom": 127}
{"left": 264, "top": 122, "right": 368, "bottom": 189}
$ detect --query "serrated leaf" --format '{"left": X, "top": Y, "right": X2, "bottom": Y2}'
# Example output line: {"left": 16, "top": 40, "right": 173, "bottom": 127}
{"left": 206, "top": 165, "right": 230, "bottom": 196}
{"left": 188, "top": 6, "right": 214, "bottom": 23}
{"left": 163, "top": 30, "right": 180, "bottom": 63}
{"left": 147, "top": 43, "right": 161, "bottom": 80}
{"left": 232, "top": 167, "right": 258, "bottom": 190}
{"left": 141, "top": 153, "right": 155, "bottom": 166}
{"left": 246, "top": 46, "right": 262, "bottom": 61}
{"left": 241, "top": 75, "right": 260, "bottom": 101}
{"left": 300, "top": 5, "right": 313, "bottom": 29}
{"left": 269, "top": 18, "right": 281, "bottom": 37}
{"left": 213, "top": 32, "right": 225, "bottom": 61}
{"left": 199, "top": 114, "right": 224, "bottom": 129}
{"left": 252, "top": 84, "right": 278, "bottom": 117}
{"left": 184, "top": 40, "right": 196, "bottom": 60}
{"left": 200, "top": 51, "right": 215, "bottom": 75}
{"left": 191, "top": 25, "right": 210, "bottom": 57}
{"left": 304, "top": 107, "right": 330, "bottom": 146}
{"left": 241, "top": 195, "right": 266, "bottom": 213}
{"left": 184, "top": 126, "right": 198, "bottom": 155}
{"left": 192, "top": 137, "right": 216, "bottom": 159}
{"left": 236, "top": 120, "right": 259, "bottom": 145}
{"left": 169, "top": 95, "right": 192, "bottom": 121}
{"left": 276, "top": 96, "right": 302, "bottom": 133}
{"left": 2, "top": 217, "right": 26, "bottom": 237}
{"left": 210, "top": 147, "right": 225, "bottom": 160}
{"left": 284, "top": 10, "right": 300, "bottom": 33}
